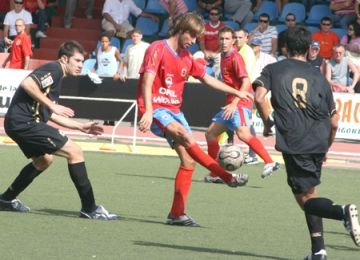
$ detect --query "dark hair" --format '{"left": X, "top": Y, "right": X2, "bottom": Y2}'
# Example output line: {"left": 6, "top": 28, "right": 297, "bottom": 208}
{"left": 259, "top": 13, "right": 270, "bottom": 20}
{"left": 320, "top": 16, "right": 332, "bottom": 24}
{"left": 234, "top": 28, "right": 249, "bottom": 35}
{"left": 58, "top": 40, "right": 86, "bottom": 59}
{"left": 286, "top": 26, "right": 311, "bottom": 57}
{"left": 218, "top": 26, "right": 234, "bottom": 38}
{"left": 286, "top": 12, "right": 296, "bottom": 20}
{"left": 169, "top": 12, "right": 204, "bottom": 37}
{"left": 100, "top": 31, "right": 112, "bottom": 41}
{"left": 130, "top": 28, "right": 143, "bottom": 35}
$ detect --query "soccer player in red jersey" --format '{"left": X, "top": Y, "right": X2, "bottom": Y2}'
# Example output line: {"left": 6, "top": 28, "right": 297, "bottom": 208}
{"left": 137, "top": 13, "right": 252, "bottom": 227}
{"left": 205, "top": 27, "right": 280, "bottom": 184}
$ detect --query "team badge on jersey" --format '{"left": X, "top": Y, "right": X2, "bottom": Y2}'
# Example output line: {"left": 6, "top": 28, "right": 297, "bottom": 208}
{"left": 181, "top": 68, "right": 187, "bottom": 78}
{"left": 40, "top": 73, "right": 54, "bottom": 89}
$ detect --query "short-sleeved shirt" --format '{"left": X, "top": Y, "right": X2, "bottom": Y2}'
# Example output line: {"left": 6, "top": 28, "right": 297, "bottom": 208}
{"left": 239, "top": 43, "right": 257, "bottom": 83}
{"left": 253, "top": 59, "right": 336, "bottom": 154}
{"left": 199, "top": 21, "right": 226, "bottom": 52}
{"left": 4, "top": 9, "right": 33, "bottom": 37}
{"left": 312, "top": 31, "right": 339, "bottom": 59}
{"left": 102, "top": 0, "right": 142, "bottom": 24}
{"left": 9, "top": 32, "right": 33, "bottom": 69}
{"left": 5, "top": 61, "right": 64, "bottom": 131}
{"left": 251, "top": 26, "right": 278, "bottom": 54}
{"left": 24, "top": 0, "right": 47, "bottom": 13}
{"left": 221, "top": 48, "right": 252, "bottom": 109}
{"left": 124, "top": 41, "right": 150, "bottom": 78}
{"left": 137, "top": 40, "right": 206, "bottom": 113}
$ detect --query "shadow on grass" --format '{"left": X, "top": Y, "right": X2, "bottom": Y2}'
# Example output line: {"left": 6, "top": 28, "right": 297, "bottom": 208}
{"left": 31, "top": 208, "right": 80, "bottom": 218}
{"left": 114, "top": 172, "right": 263, "bottom": 188}
{"left": 133, "top": 241, "right": 291, "bottom": 259}
{"left": 326, "top": 244, "right": 360, "bottom": 252}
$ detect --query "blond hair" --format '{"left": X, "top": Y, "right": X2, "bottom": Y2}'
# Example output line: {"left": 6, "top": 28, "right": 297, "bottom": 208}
{"left": 169, "top": 12, "right": 204, "bottom": 38}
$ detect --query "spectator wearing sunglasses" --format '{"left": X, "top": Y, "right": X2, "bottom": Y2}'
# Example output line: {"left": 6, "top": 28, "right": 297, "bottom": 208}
{"left": 249, "top": 13, "right": 278, "bottom": 57}
{"left": 277, "top": 13, "right": 296, "bottom": 58}
{"left": 3, "top": 0, "right": 32, "bottom": 48}
{"left": 312, "top": 17, "right": 340, "bottom": 59}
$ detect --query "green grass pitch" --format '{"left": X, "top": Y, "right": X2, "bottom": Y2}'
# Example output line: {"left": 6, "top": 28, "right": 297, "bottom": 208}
{"left": 0, "top": 145, "right": 359, "bottom": 259}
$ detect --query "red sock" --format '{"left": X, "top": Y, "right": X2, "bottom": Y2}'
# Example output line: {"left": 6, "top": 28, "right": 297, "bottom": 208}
{"left": 170, "top": 166, "right": 194, "bottom": 217}
{"left": 246, "top": 136, "right": 273, "bottom": 164}
{"left": 207, "top": 140, "right": 219, "bottom": 177}
{"left": 186, "top": 144, "right": 232, "bottom": 183}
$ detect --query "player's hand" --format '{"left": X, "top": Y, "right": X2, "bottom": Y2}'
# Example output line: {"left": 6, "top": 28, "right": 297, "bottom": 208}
{"left": 139, "top": 111, "right": 153, "bottom": 133}
{"left": 51, "top": 104, "right": 75, "bottom": 118}
{"left": 81, "top": 122, "right": 104, "bottom": 135}
{"left": 236, "top": 91, "right": 253, "bottom": 101}
{"left": 323, "top": 153, "right": 328, "bottom": 163}
{"left": 221, "top": 103, "right": 236, "bottom": 120}
{"left": 263, "top": 119, "right": 274, "bottom": 137}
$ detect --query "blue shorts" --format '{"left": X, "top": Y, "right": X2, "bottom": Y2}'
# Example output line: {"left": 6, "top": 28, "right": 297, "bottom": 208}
{"left": 151, "top": 108, "right": 192, "bottom": 147}
{"left": 212, "top": 107, "right": 251, "bottom": 132}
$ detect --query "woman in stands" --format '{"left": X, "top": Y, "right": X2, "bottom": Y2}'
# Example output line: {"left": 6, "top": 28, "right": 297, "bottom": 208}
{"left": 93, "top": 32, "right": 123, "bottom": 78}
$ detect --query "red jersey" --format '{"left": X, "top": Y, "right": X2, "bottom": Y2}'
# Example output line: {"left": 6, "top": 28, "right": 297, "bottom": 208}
{"left": 221, "top": 48, "right": 252, "bottom": 109}
{"left": 137, "top": 40, "right": 205, "bottom": 113}
{"left": 10, "top": 32, "right": 33, "bottom": 69}
{"left": 199, "top": 21, "right": 225, "bottom": 52}
{"left": 24, "top": 0, "right": 47, "bottom": 13}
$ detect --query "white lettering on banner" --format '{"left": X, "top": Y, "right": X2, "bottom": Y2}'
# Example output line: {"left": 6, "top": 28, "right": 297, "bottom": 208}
{"left": 0, "top": 69, "right": 30, "bottom": 115}
{"left": 252, "top": 92, "right": 360, "bottom": 141}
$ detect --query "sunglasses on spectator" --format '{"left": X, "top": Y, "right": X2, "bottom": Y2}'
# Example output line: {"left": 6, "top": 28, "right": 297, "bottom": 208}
{"left": 321, "top": 23, "right": 331, "bottom": 26}
{"left": 286, "top": 18, "right": 295, "bottom": 22}
{"left": 259, "top": 20, "right": 269, "bottom": 23}
{"left": 14, "top": 1, "right": 23, "bottom": 4}
{"left": 210, "top": 12, "right": 219, "bottom": 16}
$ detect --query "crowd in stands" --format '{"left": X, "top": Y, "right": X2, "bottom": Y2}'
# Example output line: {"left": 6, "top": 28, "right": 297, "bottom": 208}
{"left": 0, "top": 0, "right": 360, "bottom": 92}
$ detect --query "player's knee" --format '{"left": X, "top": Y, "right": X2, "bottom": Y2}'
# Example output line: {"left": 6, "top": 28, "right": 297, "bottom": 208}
{"left": 68, "top": 144, "right": 84, "bottom": 162}
{"left": 33, "top": 154, "right": 53, "bottom": 171}
{"left": 205, "top": 130, "right": 216, "bottom": 141}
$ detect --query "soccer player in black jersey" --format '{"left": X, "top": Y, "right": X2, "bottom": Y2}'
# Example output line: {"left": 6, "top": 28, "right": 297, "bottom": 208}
{"left": 0, "top": 41, "right": 117, "bottom": 220}
{"left": 253, "top": 26, "right": 360, "bottom": 260}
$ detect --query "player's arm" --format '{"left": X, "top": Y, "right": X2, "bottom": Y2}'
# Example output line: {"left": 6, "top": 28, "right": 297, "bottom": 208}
{"left": 200, "top": 73, "right": 253, "bottom": 101}
{"left": 329, "top": 110, "right": 339, "bottom": 148}
{"left": 138, "top": 71, "right": 156, "bottom": 132}
{"left": 222, "top": 77, "right": 251, "bottom": 120}
{"left": 50, "top": 113, "right": 104, "bottom": 135}
{"left": 253, "top": 79, "right": 273, "bottom": 136}
{"left": 21, "top": 77, "right": 74, "bottom": 117}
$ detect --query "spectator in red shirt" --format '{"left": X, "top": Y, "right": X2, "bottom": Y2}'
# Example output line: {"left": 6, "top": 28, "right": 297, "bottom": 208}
{"left": 24, "top": 0, "right": 47, "bottom": 38}
{"left": 2, "top": 18, "right": 33, "bottom": 69}
{"left": 194, "top": 7, "right": 225, "bottom": 77}
{"left": 312, "top": 17, "right": 340, "bottom": 59}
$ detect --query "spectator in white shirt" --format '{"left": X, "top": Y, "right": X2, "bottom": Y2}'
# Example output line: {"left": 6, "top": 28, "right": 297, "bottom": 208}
{"left": 250, "top": 38, "right": 277, "bottom": 79}
{"left": 120, "top": 28, "right": 150, "bottom": 80}
{"left": 102, "top": 0, "right": 159, "bottom": 39}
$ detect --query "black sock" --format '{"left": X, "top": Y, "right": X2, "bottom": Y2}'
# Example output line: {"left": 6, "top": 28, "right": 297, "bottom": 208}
{"left": 305, "top": 213, "right": 325, "bottom": 254}
{"left": 304, "top": 197, "right": 344, "bottom": 220}
{"left": 2, "top": 163, "right": 42, "bottom": 201}
{"left": 68, "top": 162, "right": 96, "bottom": 213}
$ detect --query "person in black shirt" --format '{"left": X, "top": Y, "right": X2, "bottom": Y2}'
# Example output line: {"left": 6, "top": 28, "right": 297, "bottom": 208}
{"left": 0, "top": 40, "right": 117, "bottom": 220}
{"left": 253, "top": 26, "right": 360, "bottom": 259}
{"left": 307, "top": 40, "right": 326, "bottom": 76}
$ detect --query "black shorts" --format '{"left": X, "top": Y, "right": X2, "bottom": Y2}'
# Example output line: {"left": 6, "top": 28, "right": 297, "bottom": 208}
{"left": 282, "top": 153, "right": 325, "bottom": 194}
{"left": 5, "top": 122, "right": 68, "bottom": 158}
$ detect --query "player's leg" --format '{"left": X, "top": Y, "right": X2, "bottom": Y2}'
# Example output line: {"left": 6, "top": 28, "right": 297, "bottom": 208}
{"left": 234, "top": 107, "right": 279, "bottom": 178}
{"left": 165, "top": 120, "right": 247, "bottom": 187}
{"left": 284, "top": 153, "right": 360, "bottom": 259}
{"left": 55, "top": 139, "right": 117, "bottom": 220}
{"left": 166, "top": 144, "right": 199, "bottom": 227}
{"left": 0, "top": 154, "right": 53, "bottom": 212}
{"left": 204, "top": 121, "right": 227, "bottom": 182}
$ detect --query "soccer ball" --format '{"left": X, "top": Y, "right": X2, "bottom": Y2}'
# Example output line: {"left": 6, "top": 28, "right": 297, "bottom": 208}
{"left": 217, "top": 144, "right": 244, "bottom": 171}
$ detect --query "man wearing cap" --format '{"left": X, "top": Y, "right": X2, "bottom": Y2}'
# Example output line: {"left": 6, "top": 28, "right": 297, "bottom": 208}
{"left": 307, "top": 40, "right": 327, "bottom": 75}
{"left": 250, "top": 38, "right": 277, "bottom": 79}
